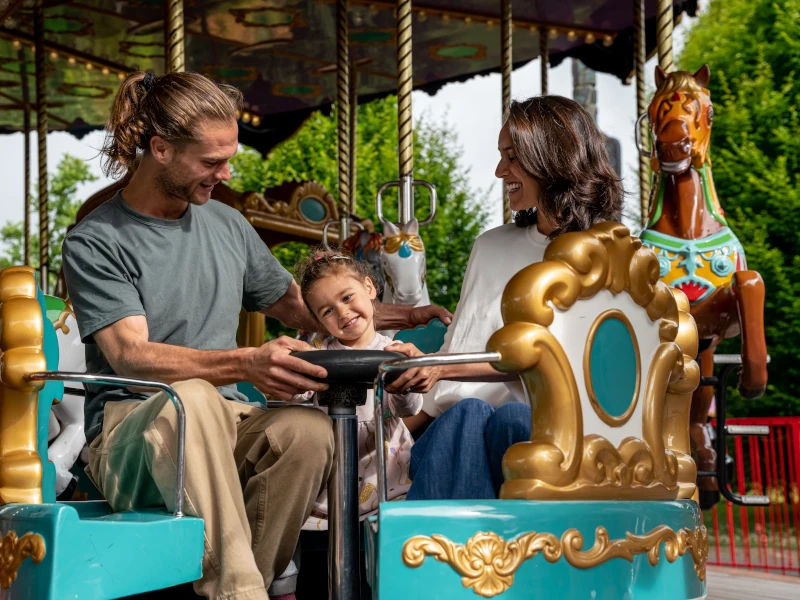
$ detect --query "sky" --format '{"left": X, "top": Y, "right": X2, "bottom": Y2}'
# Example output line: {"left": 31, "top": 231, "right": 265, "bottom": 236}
{"left": 0, "top": 17, "right": 692, "bottom": 248}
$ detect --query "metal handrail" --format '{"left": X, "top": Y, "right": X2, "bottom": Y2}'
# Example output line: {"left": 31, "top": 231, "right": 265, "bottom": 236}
{"left": 28, "top": 371, "right": 187, "bottom": 518}
{"left": 373, "top": 352, "right": 501, "bottom": 503}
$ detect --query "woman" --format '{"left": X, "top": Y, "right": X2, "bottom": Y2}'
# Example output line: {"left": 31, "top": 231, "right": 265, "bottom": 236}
{"left": 401, "top": 95, "right": 623, "bottom": 500}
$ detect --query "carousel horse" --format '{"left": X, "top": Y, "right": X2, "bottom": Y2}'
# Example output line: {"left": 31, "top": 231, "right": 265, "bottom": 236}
{"left": 380, "top": 218, "right": 429, "bottom": 307}
{"left": 46, "top": 298, "right": 87, "bottom": 498}
{"left": 640, "top": 65, "right": 768, "bottom": 505}
{"left": 341, "top": 228, "right": 386, "bottom": 299}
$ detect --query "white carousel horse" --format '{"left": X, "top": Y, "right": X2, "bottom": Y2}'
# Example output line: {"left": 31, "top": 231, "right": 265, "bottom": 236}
{"left": 48, "top": 301, "right": 87, "bottom": 496}
{"left": 381, "top": 218, "right": 429, "bottom": 306}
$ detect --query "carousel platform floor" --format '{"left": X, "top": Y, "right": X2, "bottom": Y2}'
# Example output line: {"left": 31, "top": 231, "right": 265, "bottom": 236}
{"left": 706, "top": 566, "right": 800, "bottom": 599}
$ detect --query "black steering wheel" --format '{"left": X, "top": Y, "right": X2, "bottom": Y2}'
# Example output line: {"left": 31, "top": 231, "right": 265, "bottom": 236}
{"left": 291, "top": 350, "right": 405, "bottom": 386}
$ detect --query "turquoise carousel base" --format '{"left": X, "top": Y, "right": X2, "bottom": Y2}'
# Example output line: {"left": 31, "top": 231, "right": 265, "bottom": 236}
{"left": 0, "top": 501, "right": 203, "bottom": 599}
{"left": 366, "top": 500, "right": 707, "bottom": 600}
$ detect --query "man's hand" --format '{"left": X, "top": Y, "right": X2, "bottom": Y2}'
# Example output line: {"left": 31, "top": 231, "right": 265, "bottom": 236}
{"left": 249, "top": 336, "right": 329, "bottom": 401}
{"left": 408, "top": 305, "right": 453, "bottom": 327}
{"left": 384, "top": 342, "right": 439, "bottom": 393}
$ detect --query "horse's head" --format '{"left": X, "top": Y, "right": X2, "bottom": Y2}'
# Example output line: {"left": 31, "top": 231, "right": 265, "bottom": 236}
{"left": 381, "top": 218, "right": 427, "bottom": 305}
{"left": 649, "top": 65, "right": 713, "bottom": 175}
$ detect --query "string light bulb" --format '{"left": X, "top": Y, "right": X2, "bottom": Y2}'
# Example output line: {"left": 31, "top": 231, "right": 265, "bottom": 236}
{"left": 50, "top": 51, "right": 58, "bottom": 60}
{"left": 11, "top": 40, "right": 21, "bottom": 49}
{"left": 117, "top": 72, "right": 125, "bottom": 80}
{"left": 585, "top": 33, "right": 595, "bottom": 44}
{"left": 567, "top": 30, "right": 577, "bottom": 41}
{"left": 442, "top": 14, "right": 450, "bottom": 24}
{"left": 85, "top": 62, "right": 93, "bottom": 70}
{"left": 486, "top": 20, "right": 494, "bottom": 30}
{"left": 68, "top": 57, "right": 76, "bottom": 65}
{"left": 549, "top": 28, "right": 558, "bottom": 39}
{"left": 418, "top": 11, "right": 426, "bottom": 23}
{"left": 603, "top": 35, "right": 613, "bottom": 47}
{"left": 102, "top": 67, "right": 110, "bottom": 76}
{"left": 251, "top": 115, "right": 261, "bottom": 127}
{"left": 242, "top": 111, "right": 251, "bottom": 123}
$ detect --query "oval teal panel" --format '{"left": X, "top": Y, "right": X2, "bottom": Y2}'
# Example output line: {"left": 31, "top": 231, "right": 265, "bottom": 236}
{"left": 588, "top": 317, "right": 638, "bottom": 419}
{"left": 299, "top": 197, "right": 326, "bottom": 222}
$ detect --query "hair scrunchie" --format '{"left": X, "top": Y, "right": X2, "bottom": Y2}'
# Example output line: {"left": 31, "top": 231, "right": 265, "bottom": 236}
{"left": 141, "top": 71, "right": 157, "bottom": 92}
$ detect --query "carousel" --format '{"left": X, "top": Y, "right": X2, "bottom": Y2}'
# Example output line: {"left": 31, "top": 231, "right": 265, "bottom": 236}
{"left": 0, "top": 1, "right": 771, "bottom": 599}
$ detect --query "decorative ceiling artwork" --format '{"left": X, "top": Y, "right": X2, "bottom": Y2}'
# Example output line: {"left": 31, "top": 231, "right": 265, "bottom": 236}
{"left": 0, "top": 0, "right": 698, "bottom": 154}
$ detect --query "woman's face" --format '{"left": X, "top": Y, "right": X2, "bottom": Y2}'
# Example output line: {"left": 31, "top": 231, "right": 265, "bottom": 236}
{"left": 495, "top": 124, "right": 541, "bottom": 212}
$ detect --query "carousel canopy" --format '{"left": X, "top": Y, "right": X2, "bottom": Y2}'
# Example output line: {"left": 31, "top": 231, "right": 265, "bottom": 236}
{"left": 0, "top": 0, "right": 697, "bottom": 154}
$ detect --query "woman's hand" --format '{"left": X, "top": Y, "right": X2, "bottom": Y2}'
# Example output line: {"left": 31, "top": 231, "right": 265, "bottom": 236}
{"left": 384, "top": 342, "right": 440, "bottom": 393}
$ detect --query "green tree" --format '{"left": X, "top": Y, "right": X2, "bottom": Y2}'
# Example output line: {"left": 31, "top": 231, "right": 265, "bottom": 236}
{"left": 229, "top": 96, "right": 489, "bottom": 339}
{"left": 679, "top": 0, "right": 800, "bottom": 416}
{"left": 0, "top": 155, "right": 98, "bottom": 290}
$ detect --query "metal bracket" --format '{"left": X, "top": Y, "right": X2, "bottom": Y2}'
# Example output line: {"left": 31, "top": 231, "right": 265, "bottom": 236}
{"left": 375, "top": 179, "right": 437, "bottom": 227}
{"left": 697, "top": 355, "right": 770, "bottom": 507}
{"left": 322, "top": 219, "right": 365, "bottom": 251}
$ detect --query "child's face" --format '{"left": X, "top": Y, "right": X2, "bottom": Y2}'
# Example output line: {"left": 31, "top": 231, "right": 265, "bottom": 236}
{"left": 306, "top": 274, "right": 377, "bottom": 346}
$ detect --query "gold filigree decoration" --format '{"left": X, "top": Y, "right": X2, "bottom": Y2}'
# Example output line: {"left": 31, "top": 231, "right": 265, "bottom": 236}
{"left": 0, "top": 266, "right": 46, "bottom": 504}
{"left": 0, "top": 531, "right": 46, "bottom": 589}
{"left": 486, "top": 224, "right": 699, "bottom": 501}
{"left": 402, "top": 525, "right": 707, "bottom": 597}
{"left": 53, "top": 299, "right": 76, "bottom": 335}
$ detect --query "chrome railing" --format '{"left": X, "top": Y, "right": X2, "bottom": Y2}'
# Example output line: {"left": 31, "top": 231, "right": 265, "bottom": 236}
{"left": 28, "top": 371, "right": 187, "bottom": 518}
{"left": 373, "top": 352, "right": 501, "bottom": 503}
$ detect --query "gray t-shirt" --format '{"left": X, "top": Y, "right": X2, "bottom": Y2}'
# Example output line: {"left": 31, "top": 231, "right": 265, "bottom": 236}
{"left": 62, "top": 191, "right": 293, "bottom": 443}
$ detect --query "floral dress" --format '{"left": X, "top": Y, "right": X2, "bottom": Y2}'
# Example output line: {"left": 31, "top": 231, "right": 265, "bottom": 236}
{"left": 300, "top": 333, "right": 422, "bottom": 530}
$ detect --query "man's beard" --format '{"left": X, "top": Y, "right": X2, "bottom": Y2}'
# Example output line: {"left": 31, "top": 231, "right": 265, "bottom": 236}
{"left": 156, "top": 167, "right": 202, "bottom": 205}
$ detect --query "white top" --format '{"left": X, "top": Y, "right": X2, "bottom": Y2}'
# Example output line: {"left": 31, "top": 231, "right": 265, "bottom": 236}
{"left": 301, "top": 333, "right": 422, "bottom": 530}
{"left": 424, "top": 223, "right": 551, "bottom": 416}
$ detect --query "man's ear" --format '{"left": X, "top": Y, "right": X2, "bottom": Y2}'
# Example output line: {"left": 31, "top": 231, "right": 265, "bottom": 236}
{"left": 149, "top": 135, "right": 173, "bottom": 165}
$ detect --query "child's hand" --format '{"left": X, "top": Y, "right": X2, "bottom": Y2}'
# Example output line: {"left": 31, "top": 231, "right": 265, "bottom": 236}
{"left": 385, "top": 342, "right": 439, "bottom": 394}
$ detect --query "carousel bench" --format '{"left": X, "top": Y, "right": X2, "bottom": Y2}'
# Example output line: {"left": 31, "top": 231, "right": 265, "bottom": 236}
{"left": 0, "top": 266, "right": 203, "bottom": 600}
{"left": 365, "top": 223, "right": 709, "bottom": 600}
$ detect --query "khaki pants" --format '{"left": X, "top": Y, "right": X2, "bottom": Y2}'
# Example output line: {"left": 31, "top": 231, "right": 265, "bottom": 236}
{"left": 88, "top": 379, "right": 334, "bottom": 600}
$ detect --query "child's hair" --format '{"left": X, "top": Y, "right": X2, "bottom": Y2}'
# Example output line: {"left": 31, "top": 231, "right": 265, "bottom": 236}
{"left": 295, "top": 249, "right": 374, "bottom": 314}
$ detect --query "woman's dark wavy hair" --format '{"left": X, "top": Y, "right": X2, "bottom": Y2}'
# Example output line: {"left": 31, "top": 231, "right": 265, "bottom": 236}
{"left": 505, "top": 96, "right": 623, "bottom": 237}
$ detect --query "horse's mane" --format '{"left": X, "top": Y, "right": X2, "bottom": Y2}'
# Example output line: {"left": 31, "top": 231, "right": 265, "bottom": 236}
{"left": 655, "top": 71, "right": 707, "bottom": 98}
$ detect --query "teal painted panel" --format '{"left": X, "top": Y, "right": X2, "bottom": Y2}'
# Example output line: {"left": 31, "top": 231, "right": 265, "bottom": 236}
{"left": 36, "top": 286, "right": 63, "bottom": 504}
{"left": 589, "top": 317, "right": 638, "bottom": 418}
{"left": 0, "top": 503, "right": 204, "bottom": 599}
{"left": 374, "top": 500, "right": 705, "bottom": 600}
{"left": 393, "top": 319, "right": 448, "bottom": 354}
{"left": 299, "top": 197, "right": 326, "bottom": 222}
{"left": 237, "top": 382, "right": 266, "bottom": 405}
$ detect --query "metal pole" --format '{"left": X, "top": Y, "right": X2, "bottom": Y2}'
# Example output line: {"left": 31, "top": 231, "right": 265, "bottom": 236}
{"left": 337, "top": 0, "right": 351, "bottom": 238}
{"left": 539, "top": 27, "right": 549, "bottom": 95}
{"left": 164, "top": 0, "right": 185, "bottom": 73}
{"left": 635, "top": 0, "right": 651, "bottom": 227}
{"left": 396, "top": 0, "right": 413, "bottom": 224}
{"left": 19, "top": 47, "right": 30, "bottom": 266}
{"left": 501, "top": 0, "right": 512, "bottom": 225}
{"left": 328, "top": 408, "right": 360, "bottom": 600}
{"left": 656, "top": 0, "right": 674, "bottom": 74}
{"left": 33, "top": 0, "right": 47, "bottom": 292}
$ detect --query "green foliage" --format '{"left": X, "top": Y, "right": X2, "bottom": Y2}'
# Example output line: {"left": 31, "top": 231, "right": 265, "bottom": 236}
{"left": 679, "top": 0, "right": 800, "bottom": 416}
{"left": 230, "top": 96, "right": 489, "bottom": 340}
{"left": 0, "top": 155, "right": 97, "bottom": 290}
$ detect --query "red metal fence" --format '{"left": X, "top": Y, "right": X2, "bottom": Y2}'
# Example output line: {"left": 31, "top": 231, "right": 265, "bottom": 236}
{"left": 707, "top": 417, "right": 800, "bottom": 575}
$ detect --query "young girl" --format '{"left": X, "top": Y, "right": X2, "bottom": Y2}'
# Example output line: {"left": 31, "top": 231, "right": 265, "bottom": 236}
{"left": 294, "top": 252, "right": 423, "bottom": 530}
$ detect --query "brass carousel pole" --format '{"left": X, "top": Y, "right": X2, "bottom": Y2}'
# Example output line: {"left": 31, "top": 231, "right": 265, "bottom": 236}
{"left": 501, "top": 0, "right": 512, "bottom": 225}
{"left": 33, "top": 0, "right": 47, "bottom": 292}
{"left": 165, "top": 0, "right": 185, "bottom": 73}
{"left": 656, "top": 0, "right": 674, "bottom": 74}
{"left": 349, "top": 65, "right": 358, "bottom": 218}
{"left": 397, "top": 0, "right": 413, "bottom": 224}
{"left": 635, "top": 0, "right": 650, "bottom": 226}
{"left": 540, "top": 27, "right": 549, "bottom": 95}
{"left": 337, "top": 0, "right": 351, "bottom": 237}
{"left": 19, "top": 47, "right": 31, "bottom": 266}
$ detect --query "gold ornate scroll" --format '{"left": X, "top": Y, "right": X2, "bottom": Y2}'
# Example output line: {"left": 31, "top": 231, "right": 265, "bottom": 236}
{"left": 0, "top": 266, "right": 46, "bottom": 504}
{"left": 486, "top": 224, "right": 699, "bottom": 501}
{"left": 402, "top": 525, "right": 708, "bottom": 597}
{"left": 0, "top": 530, "right": 46, "bottom": 589}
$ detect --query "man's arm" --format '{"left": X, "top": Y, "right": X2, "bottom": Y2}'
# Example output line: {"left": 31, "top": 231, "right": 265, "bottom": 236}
{"left": 93, "top": 314, "right": 328, "bottom": 400}
{"left": 262, "top": 281, "right": 454, "bottom": 331}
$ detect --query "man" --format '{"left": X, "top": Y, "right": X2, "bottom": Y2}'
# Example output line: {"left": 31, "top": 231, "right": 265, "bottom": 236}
{"left": 63, "top": 70, "right": 450, "bottom": 600}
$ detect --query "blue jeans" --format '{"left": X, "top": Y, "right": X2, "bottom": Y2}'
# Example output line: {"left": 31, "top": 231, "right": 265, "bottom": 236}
{"left": 406, "top": 398, "right": 531, "bottom": 500}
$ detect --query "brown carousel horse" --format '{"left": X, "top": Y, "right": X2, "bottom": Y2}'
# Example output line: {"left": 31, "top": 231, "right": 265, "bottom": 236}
{"left": 640, "top": 65, "right": 768, "bottom": 506}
